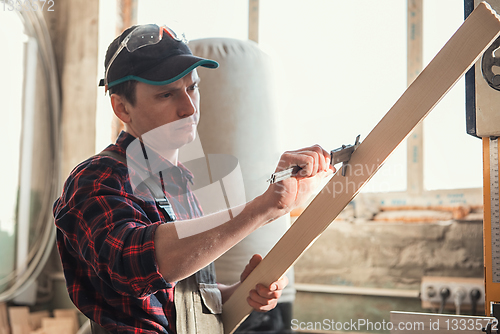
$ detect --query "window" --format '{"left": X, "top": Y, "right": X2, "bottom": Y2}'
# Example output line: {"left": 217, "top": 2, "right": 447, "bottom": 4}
{"left": 137, "top": 0, "right": 248, "bottom": 40}
{"left": 422, "top": 0, "right": 482, "bottom": 190}
{"left": 259, "top": 0, "right": 408, "bottom": 193}
{"left": 103, "top": 0, "right": 483, "bottom": 207}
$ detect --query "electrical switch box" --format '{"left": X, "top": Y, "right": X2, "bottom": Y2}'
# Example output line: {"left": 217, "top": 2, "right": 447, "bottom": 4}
{"left": 421, "top": 276, "right": 485, "bottom": 313}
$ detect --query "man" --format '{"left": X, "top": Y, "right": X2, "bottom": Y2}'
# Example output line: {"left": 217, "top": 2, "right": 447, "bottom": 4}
{"left": 53, "top": 24, "right": 334, "bottom": 334}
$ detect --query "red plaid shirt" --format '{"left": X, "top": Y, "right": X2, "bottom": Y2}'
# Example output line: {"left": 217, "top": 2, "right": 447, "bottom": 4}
{"left": 53, "top": 131, "right": 203, "bottom": 333}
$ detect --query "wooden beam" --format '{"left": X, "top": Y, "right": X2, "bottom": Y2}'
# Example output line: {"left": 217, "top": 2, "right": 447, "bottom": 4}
{"left": 222, "top": 3, "right": 500, "bottom": 333}
{"left": 248, "top": 0, "right": 259, "bottom": 43}
{"left": 0, "top": 303, "right": 10, "bottom": 334}
{"left": 117, "top": 0, "right": 138, "bottom": 35}
{"left": 110, "top": 0, "right": 138, "bottom": 141}
{"left": 43, "top": 0, "right": 99, "bottom": 180}
{"left": 406, "top": 0, "right": 424, "bottom": 195}
{"left": 407, "top": 0, "right": 423, "bottom": 84}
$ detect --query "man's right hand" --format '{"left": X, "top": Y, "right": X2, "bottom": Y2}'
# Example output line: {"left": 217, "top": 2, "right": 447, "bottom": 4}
{"left": 155, "top": 144, "right": 334, "bottom": 283}
{"left": 263, "top": 144, "right": 335, "bottom": 216}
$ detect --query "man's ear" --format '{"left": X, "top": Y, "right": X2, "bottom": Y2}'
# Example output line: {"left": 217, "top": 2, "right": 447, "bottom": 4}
{"left": 111, "top": 94, "right": 132, "bottom": 124}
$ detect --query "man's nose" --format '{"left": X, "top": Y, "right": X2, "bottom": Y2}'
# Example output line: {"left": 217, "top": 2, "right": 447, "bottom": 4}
{"left": 177, "top": 91, "right": 197, "bottom": 118}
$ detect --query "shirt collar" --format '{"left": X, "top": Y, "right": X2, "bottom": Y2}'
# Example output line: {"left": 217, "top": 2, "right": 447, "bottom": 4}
{"left": 115, "top": 131, "right": 194, "bottom": 184}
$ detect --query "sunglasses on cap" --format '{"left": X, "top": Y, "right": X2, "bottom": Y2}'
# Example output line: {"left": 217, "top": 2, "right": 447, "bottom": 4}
{"left": 104, "top": 24, "right": 187, "bottom": 88}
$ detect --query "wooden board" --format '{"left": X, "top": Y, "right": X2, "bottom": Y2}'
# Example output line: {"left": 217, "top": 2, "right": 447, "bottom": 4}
{"left": 28, "top": 311, "right": 50, "bottom": 331}
{"left": 221, "top": 3, "right": 500, "bottom": 333}
{"left": 8, "top": 307, "right": 30, "bottom": 334}
{"left": 53, "top": 309, "right": 79, "bottom": 334}
{"left": 40, "top": 317, "right": 74, "bottom": 334}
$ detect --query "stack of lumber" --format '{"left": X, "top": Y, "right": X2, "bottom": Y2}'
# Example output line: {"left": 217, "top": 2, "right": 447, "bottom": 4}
{"left": 374, "top": 205, "right": 481, "bottom": 223}
{"left": 0, "top": 303, "right": 79, "bottom": 334}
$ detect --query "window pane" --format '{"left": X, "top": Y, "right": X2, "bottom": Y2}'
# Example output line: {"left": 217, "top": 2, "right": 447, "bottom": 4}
{"left": 0, "top": 11, "right": 24, "bottom": 288}
{"left": 422, "top": 0, "right": 482, "bottom": 190}
{"left": 137, "top": 0, "right": 248, "bottom": 40}
{"left": 96, "top": 0, "right": 117, "bottom": 152}
{"left": 259, "top": 0, "right": 407, "bottom": 192}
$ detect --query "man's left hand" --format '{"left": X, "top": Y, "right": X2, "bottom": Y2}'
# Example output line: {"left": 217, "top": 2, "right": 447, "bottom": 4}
{"left": 240, "top": 254, "right": 289, "bottom": 312}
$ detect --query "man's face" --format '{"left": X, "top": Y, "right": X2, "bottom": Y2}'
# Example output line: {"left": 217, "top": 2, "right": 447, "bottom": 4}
{"left": 123, "top": 70, "right": 201, "bottom": 152}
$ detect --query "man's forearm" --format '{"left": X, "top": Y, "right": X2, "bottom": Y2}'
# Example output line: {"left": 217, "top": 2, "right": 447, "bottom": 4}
{"left": 154, "top": 193, "right": 281, "bottom": 283}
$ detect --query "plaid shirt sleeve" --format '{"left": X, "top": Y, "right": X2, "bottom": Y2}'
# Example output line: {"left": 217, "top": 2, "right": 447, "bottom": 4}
{"left": 54, "top": 155, "right": 171, "bottom": 298}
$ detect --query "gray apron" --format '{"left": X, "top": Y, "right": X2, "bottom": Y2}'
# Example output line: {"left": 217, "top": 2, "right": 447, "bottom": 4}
{"left": 174, "top": 262, "right": 224, "bottom": 334}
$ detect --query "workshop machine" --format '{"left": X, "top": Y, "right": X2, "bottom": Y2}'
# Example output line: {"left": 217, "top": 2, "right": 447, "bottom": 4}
{"left": 391, "top": 1, "right": 500, "bottom": 333}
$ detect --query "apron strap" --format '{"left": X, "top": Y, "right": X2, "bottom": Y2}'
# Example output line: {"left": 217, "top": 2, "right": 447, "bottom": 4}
{"left": 96, "top": 150, "right": 176, "bottom": 222}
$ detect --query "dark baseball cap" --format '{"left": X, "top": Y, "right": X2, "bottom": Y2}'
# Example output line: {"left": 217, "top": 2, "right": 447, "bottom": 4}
{"left": 99, "top": 24, "right": 218, "bottom": 89}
